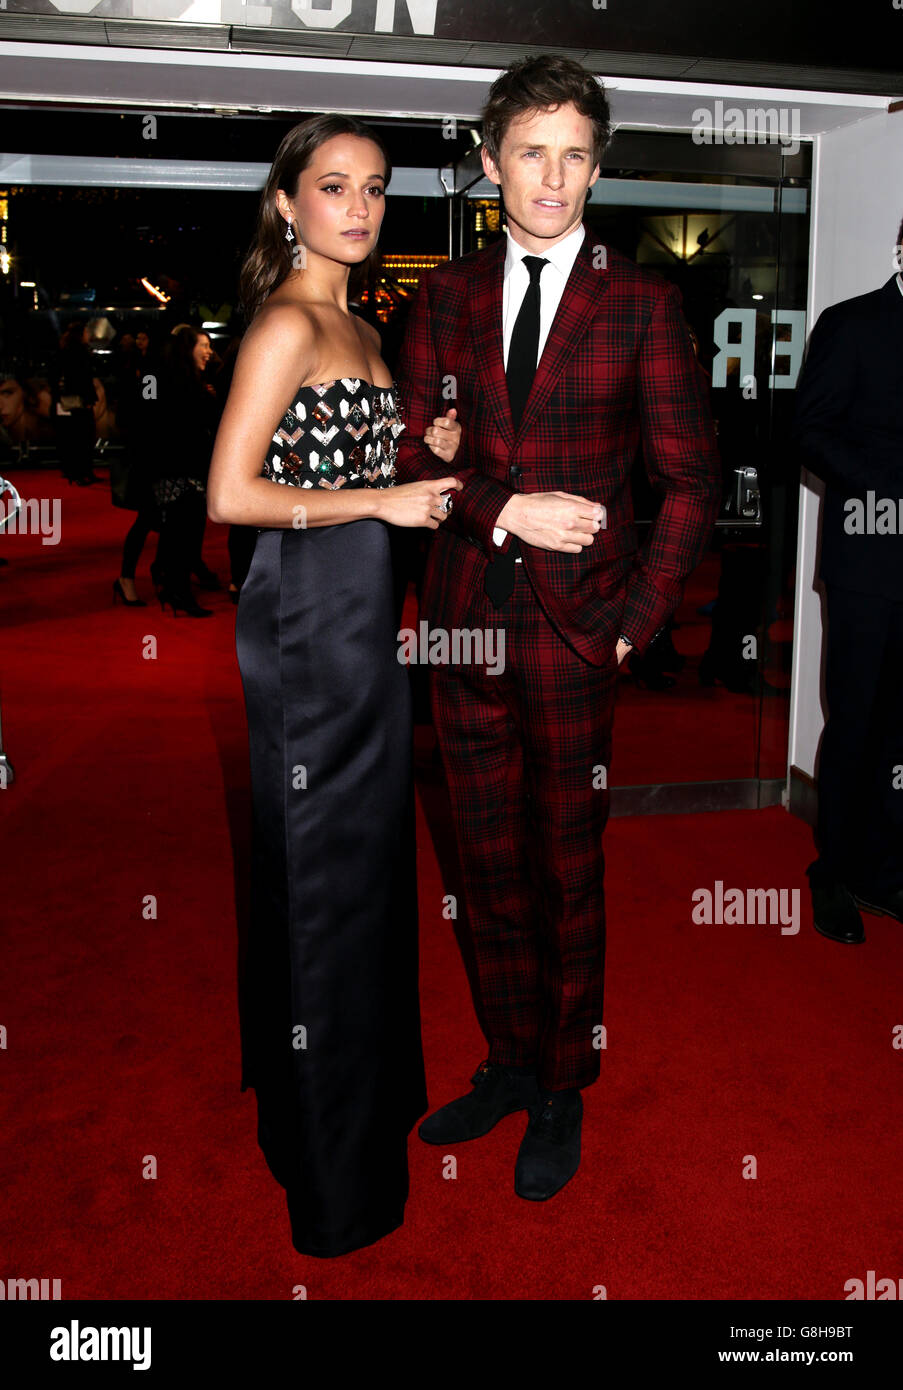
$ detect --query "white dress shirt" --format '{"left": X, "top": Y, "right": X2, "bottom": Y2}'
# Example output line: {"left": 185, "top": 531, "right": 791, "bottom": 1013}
{"left": 493, "top": 222, "right": 586, "bottom": 551}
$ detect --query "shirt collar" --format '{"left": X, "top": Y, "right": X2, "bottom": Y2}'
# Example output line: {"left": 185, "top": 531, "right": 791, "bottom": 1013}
{"left": 504, "top": 221, "right": 586, "bottom": 279}
{"left": 897, "top": 271, "right": 903, "bottom": 298}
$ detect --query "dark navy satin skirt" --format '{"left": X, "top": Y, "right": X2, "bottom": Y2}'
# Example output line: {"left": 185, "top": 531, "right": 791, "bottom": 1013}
{"left": 235, "top": 517, "right": 427, "bottom": 1257}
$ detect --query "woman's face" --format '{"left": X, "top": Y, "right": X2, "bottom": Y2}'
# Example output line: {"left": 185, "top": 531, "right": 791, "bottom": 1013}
{"left": 136, "top": 332, "right": 149, "bottom": 353}
{"left": 192, "top": 334, "right": 212, "bottom": 371}
{"left": 278, "top": 134, "right": 387, "bottom": 270}
{"left": 0, "top": 378, "right": 25, "bottom": 432}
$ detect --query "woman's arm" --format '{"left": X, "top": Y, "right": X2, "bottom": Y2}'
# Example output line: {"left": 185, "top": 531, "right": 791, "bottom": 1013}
{"left": 207, "top": 303, "right": 458, "bottom": 530}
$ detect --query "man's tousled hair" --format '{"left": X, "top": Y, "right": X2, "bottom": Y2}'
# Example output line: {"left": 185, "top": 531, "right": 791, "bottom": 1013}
{"left": 480, "top": 55, "right": 611, "bottom": 168}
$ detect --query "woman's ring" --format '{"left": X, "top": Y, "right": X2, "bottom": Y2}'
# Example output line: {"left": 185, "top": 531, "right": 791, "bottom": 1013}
{"left": 441, "top": 494, "right": 453, "bottom": 514}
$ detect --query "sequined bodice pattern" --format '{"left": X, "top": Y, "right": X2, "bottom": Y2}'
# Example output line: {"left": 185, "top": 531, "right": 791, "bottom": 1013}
{"left": 262, "top": 378, "right": 403, "bottom": 491}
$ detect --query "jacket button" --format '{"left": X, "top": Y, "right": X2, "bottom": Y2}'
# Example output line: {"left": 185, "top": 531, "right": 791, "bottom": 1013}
{"left": 509, "top": 464, "right": 522, "bottom": 482}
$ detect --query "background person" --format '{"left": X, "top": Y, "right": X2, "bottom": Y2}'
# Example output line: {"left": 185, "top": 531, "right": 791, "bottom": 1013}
{"left": 793, "top": 216, "right": 903, "bottom": 944}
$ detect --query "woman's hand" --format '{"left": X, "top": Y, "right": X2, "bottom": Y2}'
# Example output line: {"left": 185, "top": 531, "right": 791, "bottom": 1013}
{"left": 424, "top": 408, "right": 461, "bottom": 463}
{"left": 376, "top": 475, "right": 463, "bottom": 529}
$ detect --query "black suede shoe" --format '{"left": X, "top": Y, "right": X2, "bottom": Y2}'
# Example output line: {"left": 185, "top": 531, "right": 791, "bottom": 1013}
{"left": 807, "top": 862, "right": 865, "bottom": 944}
{"left": 515, "top": 1088, "right": 583, "bottom": 1201}
{"left": 851, "top": 887, "right": 903, "bottom": 925}
{"left": 418, "top": 1060, "right": 538, "bottom": 1145}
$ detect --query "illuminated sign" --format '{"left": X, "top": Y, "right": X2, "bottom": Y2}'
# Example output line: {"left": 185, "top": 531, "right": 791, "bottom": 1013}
{"left": 1, "top": 0, "right": 900, "bottom": 72}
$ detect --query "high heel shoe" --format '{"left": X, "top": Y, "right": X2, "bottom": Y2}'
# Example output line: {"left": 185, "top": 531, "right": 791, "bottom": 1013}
{"left": 191, "top": 566, "right": 222, "bottom": 591}
{"left": 113, "top": 578, "right": 147, "bottom": 607}
{"left": 158, "top": 588, "right": 213, "bottom": 618}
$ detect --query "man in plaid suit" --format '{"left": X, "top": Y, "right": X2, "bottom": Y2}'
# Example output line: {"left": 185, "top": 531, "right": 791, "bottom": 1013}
{"left": 395, "top": 55, "right": 721, "bottom": 1200}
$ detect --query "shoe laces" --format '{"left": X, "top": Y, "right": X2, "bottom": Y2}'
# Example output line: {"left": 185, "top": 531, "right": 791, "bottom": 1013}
{"left": 528, "top": 1094, "right": 578, "bottom": 1142}
{"left": 469, "top": 1059, "right": 498, "bottom": 1088}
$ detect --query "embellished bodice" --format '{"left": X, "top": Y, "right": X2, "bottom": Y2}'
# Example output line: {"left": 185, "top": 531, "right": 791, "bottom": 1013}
{"left": 263, "top": 377, "right": 403, "bottom": 491}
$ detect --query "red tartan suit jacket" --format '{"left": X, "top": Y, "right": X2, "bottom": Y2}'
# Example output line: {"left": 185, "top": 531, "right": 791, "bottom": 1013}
{"left": 394, "top": 227, "right": 722, "bottom": 663}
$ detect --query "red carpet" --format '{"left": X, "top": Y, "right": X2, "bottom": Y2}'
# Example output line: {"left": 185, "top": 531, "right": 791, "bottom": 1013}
{"left": 2, "top": 469, "right": 901, "bottom": 1300}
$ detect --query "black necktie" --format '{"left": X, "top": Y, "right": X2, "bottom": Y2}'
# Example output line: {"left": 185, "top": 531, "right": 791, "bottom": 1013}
{"left": 484, "top": 255, "right": 548, "bottom": 608}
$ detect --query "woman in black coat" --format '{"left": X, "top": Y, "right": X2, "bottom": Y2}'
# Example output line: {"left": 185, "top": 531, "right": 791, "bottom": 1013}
{"left": 113, "top": 329, "right": 162, "bottom": 606}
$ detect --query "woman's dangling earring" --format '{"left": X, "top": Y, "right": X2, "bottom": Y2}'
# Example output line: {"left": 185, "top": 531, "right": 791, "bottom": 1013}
{"left": 285, "top": 218, "right": 307, "bottom": 270}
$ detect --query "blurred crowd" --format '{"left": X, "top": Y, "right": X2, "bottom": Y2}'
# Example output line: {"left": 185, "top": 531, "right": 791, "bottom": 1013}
{"left": 0, "top": 318, "right": 254, "bottom": 617}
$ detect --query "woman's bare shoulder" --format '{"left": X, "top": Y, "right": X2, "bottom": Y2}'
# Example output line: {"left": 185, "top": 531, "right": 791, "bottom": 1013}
{"left": 243, "top": 295, "right": 317, "bottom": 354}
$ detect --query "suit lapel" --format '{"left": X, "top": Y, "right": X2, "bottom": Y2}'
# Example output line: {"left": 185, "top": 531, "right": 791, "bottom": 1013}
{"left": 467, "top": 228, "right": 610, "bottom": 443}
{"left": 515, "top": 231, "right": 610, "bottom": 439}
{"left": 468, "top": 238, "right": 514, "bottom": 447}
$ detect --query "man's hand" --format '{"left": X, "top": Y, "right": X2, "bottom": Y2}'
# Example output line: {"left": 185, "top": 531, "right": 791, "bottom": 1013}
{"left": 424, "top": 408, "right": 460, "bottom": 463}
{"left": 496, "top": 491, "right": 606, "bottom": 553}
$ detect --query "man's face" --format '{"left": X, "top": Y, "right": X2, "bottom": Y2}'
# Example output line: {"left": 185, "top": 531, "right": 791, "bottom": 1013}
{"left": 482, "top": 101, "right": 600, "bottom": 249}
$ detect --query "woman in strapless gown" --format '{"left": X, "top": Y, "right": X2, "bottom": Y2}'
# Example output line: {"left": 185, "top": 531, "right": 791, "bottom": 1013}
{"left": 208, "top": 115, "right": 462, "bottom": 1258}
{"left": 236, "top": 377, "right": 440, "bottom": 1259}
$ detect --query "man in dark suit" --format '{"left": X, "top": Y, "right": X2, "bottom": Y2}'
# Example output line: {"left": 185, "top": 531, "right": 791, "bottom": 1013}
{"left": 793, "top": 223, "right": 903, "bottom": 945}
{"left": 395, "top": 55, "right": 721, "bottom": 1199}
